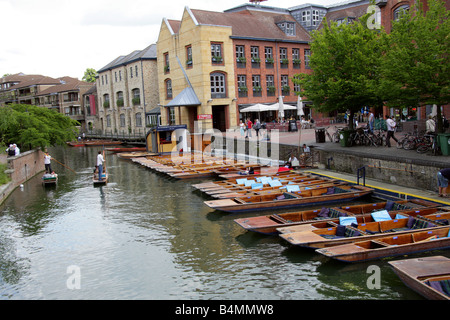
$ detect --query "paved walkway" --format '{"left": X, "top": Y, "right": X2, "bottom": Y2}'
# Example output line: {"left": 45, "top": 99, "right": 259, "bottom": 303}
{"left": 225, "top": 126, "right": 450, "bottom": 167}
{"left": 224, "top": 126, "right": 450, "bottom": 205}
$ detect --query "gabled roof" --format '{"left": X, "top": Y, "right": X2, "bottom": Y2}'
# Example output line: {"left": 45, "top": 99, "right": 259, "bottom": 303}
{"left": 9, "top": 75, "right": 61, "bottom": 89}
{"left": 97, "top": 44, "right": 157, "bottom": 73}
{"left": 189, "top": 8, "right": 311, "bottom": 42}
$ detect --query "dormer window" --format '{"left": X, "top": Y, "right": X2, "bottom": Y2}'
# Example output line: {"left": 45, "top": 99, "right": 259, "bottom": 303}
{"left": 277, "top": 21, "right": 295, "bottom": 36}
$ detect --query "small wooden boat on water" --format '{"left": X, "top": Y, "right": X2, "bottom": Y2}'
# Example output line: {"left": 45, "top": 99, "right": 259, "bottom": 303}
{"left": 42, "top": 173, "right": 58, "bottom": 185}
{"left": 106, "top": 147, "right": 147, "bottom": 153}
{"left": 388, "top": 256, "right": 450, "bottom": 300}
{"left": 117, "top": 152, "right": 155, "bottom": 159}
{"left": 85, "top": 140, "right": 123, "bottom": 146}
{"left": 279, "top": 210, "right": 450, "bottom": 249}
{"left": 93, "top": 171, "right": 108, "bottom": 185}
{"left": 234, "top": 199, "right": 441, "bottom": 235}
{"left": 195, "top": 173, "right": 341, "bottom": 199}
{"left": 204, "top": 184, "right": 373, "bottom": 213}
{"left": 316, "top": 226, "right": 450, "bottom": 263}
{"left": 66, "top": 141, "right": 85, "bottom": 147}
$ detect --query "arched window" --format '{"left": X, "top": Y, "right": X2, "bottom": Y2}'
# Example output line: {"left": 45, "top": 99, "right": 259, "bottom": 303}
{"left": 120, "top": 114, "right": 126, "bottom": 127}
{"left": 103, "top": 94, "right": 110, "bottom": 108}
{"left": 132, "top": 88, "right": 140, "bottom": 105}
{"left": 393, "top": 4, "right": 409, "bottom": 21}
{"left": 165, "top": 79, "right": 172, "bottom": 99}
{"left": 210, "top": 72, "right": 226, "bottom": 99}
{"left": 135, "top": 113, "right": 142, "bottom": 127}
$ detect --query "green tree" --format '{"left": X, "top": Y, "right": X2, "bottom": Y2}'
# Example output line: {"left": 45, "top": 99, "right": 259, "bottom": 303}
{"left": 379, "top": 0, "right": 450, "bottom": 133}
{"left": 0, "top": 104, "right": 79, "bottom": 151}
{"left": 82, "top": 68, "right": 97, "bottom": 83}
{"left": 293, "top": 14, "right": 384, "bottom": 130}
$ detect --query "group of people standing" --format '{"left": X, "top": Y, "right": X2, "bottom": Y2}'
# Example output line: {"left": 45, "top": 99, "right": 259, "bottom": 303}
{"left": 240, "top": 118, "right": 262, "bottom": 139}
{"left": 5, "top": 144, "right": 20, "bottom": 157}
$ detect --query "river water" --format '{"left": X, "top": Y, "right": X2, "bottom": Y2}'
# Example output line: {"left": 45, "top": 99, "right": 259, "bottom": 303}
{"left": 0, "top": 146, "right": 446, "bottom": 300}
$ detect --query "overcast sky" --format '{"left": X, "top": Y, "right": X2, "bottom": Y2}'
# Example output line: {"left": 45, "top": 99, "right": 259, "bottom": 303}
{"left": 0, "top": 0, "right": 337, "bottom": 80}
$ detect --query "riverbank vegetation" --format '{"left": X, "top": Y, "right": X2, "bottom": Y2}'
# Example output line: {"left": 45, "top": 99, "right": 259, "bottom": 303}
{"left": 0, "top": 163, "right": 10, "bottom": 185}
{"left": 294, "top": 0, "right": 449, "bottom": 133}
{"left": 0, "top": 104, "right": 79, "bottom": 152}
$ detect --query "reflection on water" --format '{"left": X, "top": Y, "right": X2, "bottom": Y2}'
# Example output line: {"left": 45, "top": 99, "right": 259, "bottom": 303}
{"left": 0, "top": 146, "right": 446, "bottom": 299}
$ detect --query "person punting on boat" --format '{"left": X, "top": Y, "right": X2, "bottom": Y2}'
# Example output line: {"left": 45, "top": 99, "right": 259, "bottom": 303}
{"left": 97, "top": 151, "right": 105, "bottom": 181}
{"left": 44, "top": 152, "right": 53, "bottom": 173}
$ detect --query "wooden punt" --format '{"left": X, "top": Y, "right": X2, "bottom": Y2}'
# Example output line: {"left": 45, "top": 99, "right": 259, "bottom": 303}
{"left": 93, "top": 172, "right": 108, "bottom": 185}
{"left": 192, "top": 172, "right": 327, "bottom": 192}
{"left": 279, "top": 210, "right": 450, "bottom": 249}
{"left": 106, "top": 147, "right": 147, "bottom": 153}
{"left": 388, "top": 256, "right": 450, "bottom": 300}
{"left": 204, "top": 184, "right": 373, "bottom": 213}
{"left": 117, "top": 152, "right": 155, "bottom": 159}
{"left": 234, "top": 200, "right": 442, "bottom": 235}
{"left": 217, "top": 166, "right": 292, "bottom": 179}
{"left": 66, "top": 141, "right": 85, "bottom": 147}
{"left": 316, "top": 226, "right": 450, "bottom": 263}
{"left": 84, "top": 140, "right": 123, "bottom": 146}
{"left": 42, "top": 173, "right": 58, "bottom": 185}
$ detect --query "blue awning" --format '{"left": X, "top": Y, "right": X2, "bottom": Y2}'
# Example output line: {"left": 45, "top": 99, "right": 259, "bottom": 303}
{"left": 165, "top": 87, "right": 201, "bottom": 107}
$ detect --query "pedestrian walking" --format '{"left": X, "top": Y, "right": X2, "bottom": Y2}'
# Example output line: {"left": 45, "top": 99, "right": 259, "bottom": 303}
{"left": 368, "top": 112, "right": 374, "bottom": 133}
{"left": 245, "top": 118, "right": 253, "bottom": 138}
{"left": 437, "top": 168, "right": 450, "bottom": 198}
{"left": 254, "top": 119, "right": 261, "bottom": 137}
{"left": 239, "top": 120, "right": 245, "bottom": 137}
{"left": 385, "top": 115, "right": 398, "bottom": 147}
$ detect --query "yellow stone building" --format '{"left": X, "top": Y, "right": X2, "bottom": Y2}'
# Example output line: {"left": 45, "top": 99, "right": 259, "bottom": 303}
{"left": 157, "top": 7, "right": 237, "bottom": 134}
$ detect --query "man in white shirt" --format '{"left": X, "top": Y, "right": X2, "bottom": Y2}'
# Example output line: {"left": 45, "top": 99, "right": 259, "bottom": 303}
{"left": 97, "top": 151, "right": 105, "bottom": 181}
{"left": 44, "top": 152, "right": 52, "bottom": 173}
{"left": 385, "top": 115, "right": 398, "bottom": 147}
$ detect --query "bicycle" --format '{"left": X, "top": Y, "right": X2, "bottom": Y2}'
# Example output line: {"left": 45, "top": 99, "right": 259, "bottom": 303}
{"left": 416, "top": 133, "right": 441, "bottom": 155}
{"left": 325, "top": 126, "right": 344, "bottom": 143}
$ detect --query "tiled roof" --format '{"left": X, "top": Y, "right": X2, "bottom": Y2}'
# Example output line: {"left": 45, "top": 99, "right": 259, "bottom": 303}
{"left": 190, "top": 9, "right": 311, "bottom": 42}
{"left": 97, "top": 44, "right": 157, "bottom": 73}
{"left": 8, "top": 75, "right": 61, "bottom": 89}
{"left": 36, "top": 78, "right": 93, "bottom": 96}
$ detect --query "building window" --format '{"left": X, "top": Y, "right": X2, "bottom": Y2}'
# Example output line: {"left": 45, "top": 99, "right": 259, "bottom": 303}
{"left": 251, "top": 46, "right": 260, "bottom": 64}
{"left": 169, "top": 107, "right": 176, "bottom": 125}
{"left": 211, "top": 43, "right": 223, "bottom": 63}
{"left": 119, "top": 70, "right": 122, "bottom": 81}
{"left": 101, "top": 75, "right": 104, "bottom": 86}
{"left": 106, "top": 115, "right": 111, "bottom": 127}
{"left": 280, "top": 47, "right": 288, "bottom": 67}
{"left": 166, "top": 79, "right": 172, "bottom": 100}
{"left": 286, "top": 22, "right": 295, "bottom": 36}
{"left": 135, "top": 65, "right": 138, "bottom": 77}
{"left": 115, "top": 72, "right": 118, "bottom": 82}
{"left": 164, "top": 52, "right": 170, "bottom": 73}
{"left": 394, "top": 5, "right": 409, "bottom": 21}
{"left": 130, "top": 67, "right": 133, "bottom": 78}
{"left": 265, "top": 47, "right": 274, "bottom": 65}
{"left": 312, "top": 10, "right": 320, "bottom": 26}
{"left": 292, "top": 48, "right": 301, "bottom": 68}
{"left": 252, "top": 75, "right": 262, "bottom": 97}
{"left": 116, "top": 91, "right": 124, "bottom": 107}
{"left": 105, "top": 74, "right": 108, "bottom": 85}
{"left": 132, "top": 88, "right": 140, "bottom": 105}
{"left": 210, "top": 72, "right": 226, "bottom": 99}
{"left": 186, "top": 45, "right": 193, "bottom": 67}
{"left": 236, "top": 45, "right": 245, "bottom": 64}
{"left": 238, "top": 75, "right": 247, "bottom": 97}
{"left": 120, "top": 114, "right": 126, "bottom": 127}
{"left": 304, "top": 49, "right": 311, "bottom": 69}
{"left": 266, "top": 75, "right": 275, "bottom": 96}
{"left": 302, "top": 11, "right": 310, "bottom": 23}
{"left": 135, "top": 113, "right": 142, "bottom": 127}
{"left": 281, "top": 75, "right": 290, "bottom": 95}
{"left": 103, "top": 94, "right": 110, "bottom": 108}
